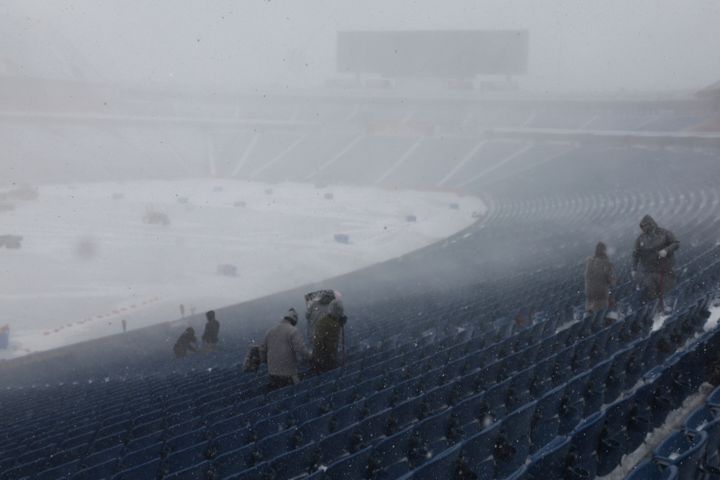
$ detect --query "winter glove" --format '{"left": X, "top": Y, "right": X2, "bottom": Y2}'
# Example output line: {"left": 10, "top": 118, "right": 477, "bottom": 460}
{"left": 658, "top": 249, "right": 668, "bottom": 259}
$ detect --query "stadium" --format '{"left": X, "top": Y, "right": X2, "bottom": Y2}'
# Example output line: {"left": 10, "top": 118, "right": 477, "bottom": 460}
{"left": 2, "top": 3, "right": 720, "bottom": 480}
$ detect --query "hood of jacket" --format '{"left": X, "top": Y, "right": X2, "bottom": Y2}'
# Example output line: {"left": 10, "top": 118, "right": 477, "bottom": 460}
{"left": 640, "top": 215, "right": 658, "bottom": 233}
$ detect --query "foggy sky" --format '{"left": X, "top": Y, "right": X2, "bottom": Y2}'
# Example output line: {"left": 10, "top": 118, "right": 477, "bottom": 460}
{"left": 1, "top": 0, "right": 719, "bottom": 93}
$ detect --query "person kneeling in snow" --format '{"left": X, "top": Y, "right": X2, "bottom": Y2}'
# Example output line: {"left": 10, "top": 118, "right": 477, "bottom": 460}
{"left": 260, "top": 308, "right": 311, "bottom": 390}
{"left": 174, "top": 327, "right": 198, "bottom": 358}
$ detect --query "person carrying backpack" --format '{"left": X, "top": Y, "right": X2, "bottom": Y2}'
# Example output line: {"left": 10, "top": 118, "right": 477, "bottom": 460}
{"left": 308, "top": 292, "right": 347, "bottom": 374}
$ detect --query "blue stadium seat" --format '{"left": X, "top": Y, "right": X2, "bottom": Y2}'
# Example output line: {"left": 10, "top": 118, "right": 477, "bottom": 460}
{"left": 311, "top": 425, "right": 358, "bottom": 468}
{"left": 364, "top": 387, "right": 397, "bottom": 413}
{"left": 498, "top": 351, "right": 527, "bottom": 382}
{"left": 221, "top": 462, "right": 270, "bottom": 480}
{"left": 2, "top": 457, "right": 48, "bottom": 479}
{"left": 34, "top": 459, "right": 79, "bottom": 480}
{"left": 124, "top": 431, "right": 164, "bottom": 453}
{"left": 640, "top": 331, "right": 663, "bottom": 373}
{"left": 494, "top": 400, "right": 537, "bottom": 478}
{"left": 559, "top": 371, "right": 590, "bottom": 435}
{"left": 637, "top": 370, "right": 673, "bottom": 430}
{"left": 624, "top": 338, "right": 649, "bottom": 390}
{"left": 706, "top": 385, "right": 720, "bottom": 410}
{"left": 407, "top": 410, "right": 452, "bottom": 467}
{"left": 401, "top": 442, "right": 464, "bottom": 480}
{"left": 289, "top": 398, "right": 327, "bottom": 427}
{"left": 442, "top": 356, "right": 471, "bottom": 383}
{"left": 294, "top": 412, "right": 333, "bottom": 447}
{"left": 263, "top": 443, "right": 318, "bottom": 480}
{"left": 390, "top": 396, "right": 425, "bottom": 431}
{"left": 351, "top": 410, "right": 392, "bottom": 451}
{"left": 582, "top": 357, "right": 612, "bottom": 418}
{"left": 161, "top": 460, "right": 212, "bottom": 480}
{"left": 625, "top": 386, "right": 654, "bottom": 454}
{"left": 529, "top": 357, "right": 554, "bottom": 398}
{"left": 471, "top": 359, "right": 499, "bottom": 388}
{"left": 129, "top": 419, "right": 164, "bottom": 439}
{"left": 86, "top": 435, "right": 126, "bottom": 457}
{"left": 335, "top": 401, "right": 370, "bottom": 431}
{"left": 321, "top": 445, "right": 375, "bottom": 480}
{"left": 421, "top": 381, "right": 458, "bottom": 414}
{"left": 252, "top": 426, "right": 300, "bottom": 466}
{"left": 71, "top": 458, "right": 120, "bottom": 480}
{"left": 165, "top": 428, "right": 210, "bottom": 455}
{"left": 165, "top": 441, "right": 210, "bottom": 475}
{"left": 118, "top": 441, "right": 164, "bottom": 471}
{"left": 530, "top": 384, "right": 565, "bottom": 453}
{"left": 551, "top": 347, "right": 574, "bottom": 386}
{"left": 482, "top": 375, "right": 513, "bottom": 419}
{"left": 111, "top": 458, "right": 162, "bottom": 480}
{"left": 367, "top": 427, "right": 415, "bottom": 478}
{"left": 80, "top": 444, "right": 124, "bottom": 470}
{"left": 208, "top": 428, "right": 256, "bottom": 458}
{"left": 566, "top": 411, "right": 606, "bottom": 480}
{"left": 505, "top": 367, "right": 533, "bottom": 411}
{"left": 653, "top": 430, "right": 708, "bottom": 480}
{"left": 604, "top": 347, "right": 633, "bottom": 403}
{"left": 212, "top": 444, "right": 258, "bottom": 478}
{"left": 596, "top": 395, "right": 634, "bottom": 476}
{"left": 459, "top": 421, "right": 501, "bottom": 480}
{"left": 684, "top": 405, "right": 720, "bottom": 466}
{"left": 523, "top": 435, "right": 571, "bottom": 480}
{"left": 625, "top": 459, "right": 678, "bottom": 480}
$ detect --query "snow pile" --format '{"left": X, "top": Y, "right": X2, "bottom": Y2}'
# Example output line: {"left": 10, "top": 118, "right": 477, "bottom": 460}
{"left": 601, "top": 382, "right": 714, "bottom": 480}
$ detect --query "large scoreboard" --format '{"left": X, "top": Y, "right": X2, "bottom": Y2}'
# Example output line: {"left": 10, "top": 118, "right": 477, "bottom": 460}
{"left": 337, "top": 30, "right": 528, "bottom": 77}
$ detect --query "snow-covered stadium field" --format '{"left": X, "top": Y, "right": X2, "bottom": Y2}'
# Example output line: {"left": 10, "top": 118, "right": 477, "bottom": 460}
{"left": 0, "top": 179, "right": 484, "bottom": 358}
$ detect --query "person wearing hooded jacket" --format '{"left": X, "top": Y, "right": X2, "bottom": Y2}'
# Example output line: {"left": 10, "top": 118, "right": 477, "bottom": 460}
{"left": 585, "top": 241, "right": 616, "bottom": 314}
{"left": 174, "top": 327, "right": 198, "bottom": 358}
{"left": 305, "top": 290, "right": 337, "bottom": 339}
{"left": 632, "top": 215, "right": 680, "bottom": 305}
{"left": 311, "top": 296, "right": 346, "bottom": 374}
{"left": 201, "top": 310, "right": 220, "bottom": 350}
{"left": 259, "top": 308, "right": 311, "bottom": 390}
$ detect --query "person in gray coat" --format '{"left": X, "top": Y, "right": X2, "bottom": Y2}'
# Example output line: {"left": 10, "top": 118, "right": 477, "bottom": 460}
{"left": 632, "top": 215, "right": 680, "bottom": 307}
{"left": 585, "top": 242, "right": 616, "bottom": 314}
{"left": 259, "top": 308, "right": 311, "bottom": 390}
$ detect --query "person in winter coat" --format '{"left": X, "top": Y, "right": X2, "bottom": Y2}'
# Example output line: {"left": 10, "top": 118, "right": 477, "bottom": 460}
{"left": 632, "top": 215, "right": 680, "bottom": 306}
{"left": 174, "top": 327, "right": 198, "bottom": 358}
{"left": 259, "top": 308, "right": 311, "bottom": 390}
{"left": 585, "top": 241, "right": 616, "bottom": 314}
{"left": 201, "top": 310, "right": 220, "bottom": 350}
{"left": 305, "top": 290, "right": 338, "bottom": 339}
{"left": 310, "top": 296, "right": 347, "bottom": 374}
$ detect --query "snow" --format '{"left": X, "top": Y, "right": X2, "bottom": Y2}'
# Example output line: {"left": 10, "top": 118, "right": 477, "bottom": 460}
{"left": 652, "top": 313, "right": 669, "bottom": 332}
{"left": 0, "top": 178, "right": 484, "bottom": 358}
{"left": 601, "top": 382, "right": 714, "bottom": 480}
{"left": 705, "top": 305, "right": 720, "bottom": 331}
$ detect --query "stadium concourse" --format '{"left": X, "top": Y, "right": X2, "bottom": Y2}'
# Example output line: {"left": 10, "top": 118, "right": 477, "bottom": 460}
{"left": 2, "top": 93, "right": 720, "bottom": 479}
